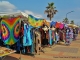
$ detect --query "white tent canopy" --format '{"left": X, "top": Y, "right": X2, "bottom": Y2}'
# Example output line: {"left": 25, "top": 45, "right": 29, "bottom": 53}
{"left": 0, "top": 12, "right": 28, "bottom": 18}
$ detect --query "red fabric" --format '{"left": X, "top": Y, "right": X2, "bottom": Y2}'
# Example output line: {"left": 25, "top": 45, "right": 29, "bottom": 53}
{"left": 55, "top": 22, "right": 61, "bottom": 28}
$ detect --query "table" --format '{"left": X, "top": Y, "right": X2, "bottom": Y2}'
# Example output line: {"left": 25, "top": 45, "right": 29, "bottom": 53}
{"left": 0, "top": 47, "right": 16, "bottom": 60}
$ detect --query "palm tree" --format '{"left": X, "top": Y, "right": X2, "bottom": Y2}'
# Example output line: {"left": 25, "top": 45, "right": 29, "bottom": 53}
{"left": 63, "top": 18, "right": 69, "bottom": 24}
{"left": 44, "top": 2, "right": 58, "bottom": 21}
{"left": 70, "top": 20, "right": 74, "bottom": 24}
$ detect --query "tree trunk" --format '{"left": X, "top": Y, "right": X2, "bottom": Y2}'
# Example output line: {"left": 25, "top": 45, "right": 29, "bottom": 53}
{"left": 50, "top": 15, "right": 52, "bottom": 21}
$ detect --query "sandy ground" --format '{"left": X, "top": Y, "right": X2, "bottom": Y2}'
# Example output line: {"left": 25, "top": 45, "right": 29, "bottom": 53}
{"left": 2, "top": 34, "right": 80, "bottom": 60}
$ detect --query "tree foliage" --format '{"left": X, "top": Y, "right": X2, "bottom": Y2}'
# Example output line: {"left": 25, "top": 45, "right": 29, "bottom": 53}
{"left": 63, "top": 18, "right": 69, "bottom": 24}
{"left": 45, "top": 2, "right": 58, "bottom": 21}
{"left": 70, "top": 20, "right": 74, "bottom": 24}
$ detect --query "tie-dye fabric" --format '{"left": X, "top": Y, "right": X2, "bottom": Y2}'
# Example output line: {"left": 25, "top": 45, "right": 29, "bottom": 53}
{"left": 1, "top": 17, "right": 20, "bottom": 45}
{"left": 0, "top": 20, "right": 1, "bottom": 39}
{"left": 28, "top": 15, "right": 44, "bottom": 27}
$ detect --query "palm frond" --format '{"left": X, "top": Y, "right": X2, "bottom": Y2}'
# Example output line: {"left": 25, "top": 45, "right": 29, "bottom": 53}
{"left": 46, "top": 6, "right": 50, "bottom": 9}
{"left": 45, "top": 10, "right": 49, "bottom": 13}
{"left": 51, "top": 2, "right": 54, "bottom": 6}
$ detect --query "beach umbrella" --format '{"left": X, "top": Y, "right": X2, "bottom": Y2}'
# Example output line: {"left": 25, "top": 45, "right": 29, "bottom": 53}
{"left": 1, "top": 17, "right": 20, "bottom": 45}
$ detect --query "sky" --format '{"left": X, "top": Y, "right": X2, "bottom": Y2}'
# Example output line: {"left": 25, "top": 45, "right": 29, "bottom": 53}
{"left": 0, "top": 0, "right": 80, "bottom": 25}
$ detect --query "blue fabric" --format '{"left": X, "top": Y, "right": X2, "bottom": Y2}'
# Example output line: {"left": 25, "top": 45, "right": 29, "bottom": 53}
{"left": 49, "top": 30, "right": 52, "bottom": 45}
{"left": 16, "top": 40, "right": 20, "bottom": 51}
{"left": 23, "top": 24, "right": 32, "bottom": 46}
{"left": 50, "top": 21, "right": 56, "bottom": 27}
{"left": 29, "top": 15, "right": 43, "bottom": 21}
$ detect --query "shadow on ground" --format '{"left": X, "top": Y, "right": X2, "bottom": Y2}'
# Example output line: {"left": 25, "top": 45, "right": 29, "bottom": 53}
{"left": 3, "top": 56, "right": 18, "bottom": 60}
{"left": 57, "top": 43, "right": 66, "bottom": 46}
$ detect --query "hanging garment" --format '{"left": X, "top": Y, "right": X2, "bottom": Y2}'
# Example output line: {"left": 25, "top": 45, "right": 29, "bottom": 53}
{"left": 23, "top": 24, "right": 32, "bottom": 46}
{"left": 49, "top": 30, "right": 55, "bottom": 45}
{"left": 28, "top": 15, "right": 44, "bottom": 27}
{"left": 49, "top": 30, "right": 52, "bottom": 45}
{"left": 55, "top": 32, "right": 59, "bottom": 44}
{"left": 55, "top": 22, "right": 61, "bottom": 28}
{"left": 1, "top": 17, "right": 20, "bottom": 45}
{"left": 30, "top": 28, "right": 36, "bottom": 53}
{"left": 0, "top": 19, "right": 1, "bottom": 39}
{"left": 60, "top": 23, "right": 64, "bottom": 29}
{"left": 50, "top": 21, "right": 56, "bottom": 27}
{"left": 39, "top": 28, "right": 49, "bottom": 45}
{"left": 59, "top": 30, "right": 64, "bottom": 41}
{"left": 52, "top": 31, "right": 55, "bottom": 42}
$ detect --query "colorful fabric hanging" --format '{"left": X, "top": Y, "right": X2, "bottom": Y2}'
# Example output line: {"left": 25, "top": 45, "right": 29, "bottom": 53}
{"left": 28, "top": 15, "right": 44, "bottom": 27}
{"left": 50, "top": 21, "right": 56, "bottom": 27}
{"left": 0, "top": 19, "right": 1, "bottom": 39}
{"left": 43, "top": 20, "right": 50, "bottom": 27}
{"left": 52, "top": 31, "right": 55, "bottom": 42}
{"left": 49, "top": 30, "right": 55, "bottom": 45}
{"left": 23, "top": 23, "right": 32, "bottom": 46}
{"left": 60, "top": 23, "right": 64, "bottom": 29}
{"left": 55, "top": 22, "right": 61, "bottom": 28}
{"left": 49, "top": 30, "right": 52, "bottom": 45}
{"left": 1, "top": 17, "right": 20, "bottom": 45}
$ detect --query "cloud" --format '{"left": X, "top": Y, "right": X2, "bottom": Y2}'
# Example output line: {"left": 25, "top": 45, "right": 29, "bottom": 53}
{"left": 24, "top": 10, "right": 43, "bottom": 18}
{"left": 0, "top": 1, "right": 43, "bottom": 18}
{"left": 0, "top": 1, "right": 17, "bottom": 12}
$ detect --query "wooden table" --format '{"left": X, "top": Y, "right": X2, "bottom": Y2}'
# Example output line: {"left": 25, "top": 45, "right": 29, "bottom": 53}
{"left": 0, "top": 47, "right": 16, "bottom": 60}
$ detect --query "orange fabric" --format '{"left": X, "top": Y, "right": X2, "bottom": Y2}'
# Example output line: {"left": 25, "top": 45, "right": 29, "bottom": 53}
{"left": 43, "top": 20, "right": 50, "bottom": 27}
